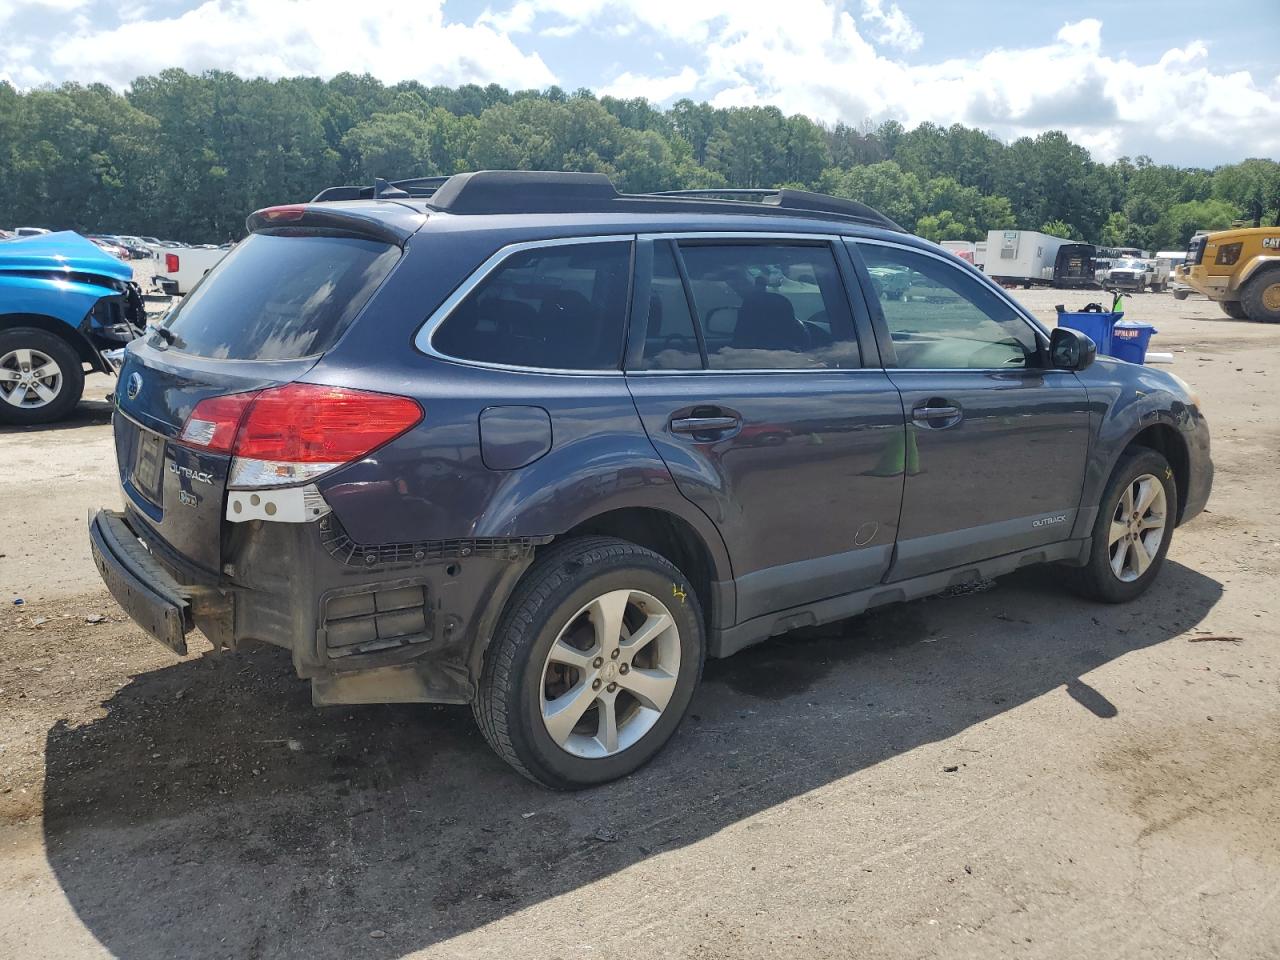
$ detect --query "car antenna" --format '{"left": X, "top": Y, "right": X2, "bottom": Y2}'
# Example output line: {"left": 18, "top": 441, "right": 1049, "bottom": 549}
{"left": 372, "top": 177, "right": 410, "bottom": 200}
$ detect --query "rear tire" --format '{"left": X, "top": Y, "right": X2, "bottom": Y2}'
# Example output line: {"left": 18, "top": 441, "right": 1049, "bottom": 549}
{"left": 0, "top": 327, "right": 85, "bottom": 425}
{"left": 1240, "top": 268, "right": 1280, "bottom": 323}
{"left": 1220, "top": 300, "right": 1249, "bottom": 320}
{"left": 473, "top": 536, "right": 705, "bottom": 789}
{"left": 1067, "top": 448, "right": 1177, "bottom": 604}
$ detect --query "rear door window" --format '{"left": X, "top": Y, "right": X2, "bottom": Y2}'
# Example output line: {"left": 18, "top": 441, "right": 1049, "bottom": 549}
{"left": 158, "top": 232, "right": 400, "bottom": 360}
{"left": 432, "top": 241, "right": 631, "bottom": 370}
{"left": 676, "top": 242, "right": 861, "bottom": 370}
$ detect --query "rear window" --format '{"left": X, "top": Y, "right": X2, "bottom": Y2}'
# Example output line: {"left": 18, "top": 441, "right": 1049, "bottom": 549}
{"left": 431, "top": 241, "right": 631, "bottom": 370}
{"left": 158, "top": 232, "right": 400, "bottom": 360}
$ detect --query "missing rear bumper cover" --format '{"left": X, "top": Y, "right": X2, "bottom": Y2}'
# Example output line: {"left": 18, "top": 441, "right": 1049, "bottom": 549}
{"left": 318, "top": 515, "right": 549, "bottom": 567}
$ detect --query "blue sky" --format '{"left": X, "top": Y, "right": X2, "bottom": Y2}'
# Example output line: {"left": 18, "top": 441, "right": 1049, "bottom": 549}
{"left": 2, "top": 0, "right": 1277, "bottom": 167}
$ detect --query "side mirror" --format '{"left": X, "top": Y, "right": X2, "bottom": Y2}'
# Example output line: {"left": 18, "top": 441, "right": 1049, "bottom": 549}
{"left": 1049, "top": 326, "right": 1096, "bottom": 372}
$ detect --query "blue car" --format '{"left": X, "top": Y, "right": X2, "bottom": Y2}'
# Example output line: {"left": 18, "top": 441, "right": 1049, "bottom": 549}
{"left": 89, "top": 171, "right": 1212, "bottom": 788}
{"left": 0, "top": 231, "right": 145, "bottom": 423}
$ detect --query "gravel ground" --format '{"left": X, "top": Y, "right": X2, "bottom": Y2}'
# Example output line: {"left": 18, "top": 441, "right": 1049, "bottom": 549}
{"left": 1, "top": 288, "right": 1277, "bottom": 960}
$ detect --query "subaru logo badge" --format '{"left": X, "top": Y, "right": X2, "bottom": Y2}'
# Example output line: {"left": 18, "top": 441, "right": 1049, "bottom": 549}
{"left": 126, "top": 372, "right": 142, "bottom": 400}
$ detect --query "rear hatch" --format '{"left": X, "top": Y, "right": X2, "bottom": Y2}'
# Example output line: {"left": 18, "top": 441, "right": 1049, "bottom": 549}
{"left": 113, "top": 223, "right": 405, "bottom": 573}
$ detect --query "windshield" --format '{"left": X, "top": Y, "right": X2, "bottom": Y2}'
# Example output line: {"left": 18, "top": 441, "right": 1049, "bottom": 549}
{"left": 1116, "top": 259, "right": 1146, "bottom": 270}
{"left": 158, "top": 232, "right": 400, "bottom": 360}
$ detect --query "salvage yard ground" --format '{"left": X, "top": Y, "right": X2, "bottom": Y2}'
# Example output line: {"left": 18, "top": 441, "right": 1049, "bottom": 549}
{"left": 1, "top": 289, "right": 1278, "bottom": 959}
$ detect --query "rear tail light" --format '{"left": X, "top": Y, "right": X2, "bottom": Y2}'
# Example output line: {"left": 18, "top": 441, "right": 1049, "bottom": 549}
{"left": 179, "top": 383, "right": 423, "bottom": 488}
{"left": 180, "top": 391, "right": 260, "bottom": 454}
{"left": 165, "top": 253, "right": 180, "bottom": 273}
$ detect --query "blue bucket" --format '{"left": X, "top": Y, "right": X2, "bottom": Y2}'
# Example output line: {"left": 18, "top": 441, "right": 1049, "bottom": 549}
{"left": 1058, "top": 310, "right": 1122, "bottom": 356}
{"left": 1110, "top": 321, "right": 1157, "bottom": 364}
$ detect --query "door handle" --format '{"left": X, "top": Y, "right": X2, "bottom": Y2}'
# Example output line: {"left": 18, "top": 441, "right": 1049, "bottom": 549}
{"left": 670, "top": 416, "right": 740, "bottom": 434}
{"left": 911, "top": 402, "right": 963, "bottom": 428}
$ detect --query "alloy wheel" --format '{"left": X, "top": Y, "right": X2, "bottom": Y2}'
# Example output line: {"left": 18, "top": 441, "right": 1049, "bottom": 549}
{"left": 0, "top": 348, "right": 63, "bottom": 409}
{"left": 1107, "top": 473, "right": 1168, "bottom": 582}
{"left": 539, "top": 589, "right": 681, "bottom": 759}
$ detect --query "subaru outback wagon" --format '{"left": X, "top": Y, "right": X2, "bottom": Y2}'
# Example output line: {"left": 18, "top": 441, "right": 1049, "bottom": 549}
{"left": 91, "top": 171, "right": 1212, "bottom": 788}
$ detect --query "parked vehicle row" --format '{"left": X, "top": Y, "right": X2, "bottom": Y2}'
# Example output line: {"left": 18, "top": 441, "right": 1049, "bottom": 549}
{"left": 89, "top": 170, "right": 1213, "bottom": 789}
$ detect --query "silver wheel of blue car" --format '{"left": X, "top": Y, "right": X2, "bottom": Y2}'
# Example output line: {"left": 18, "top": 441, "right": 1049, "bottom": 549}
{"left": 0, "top": 329, "right": 85, "bottom": 425}
{"left": 540, "top": 589, "right": 682, "bottom": 759}
{"left": 0, "top": 347, "right": 62, "bottom": 409}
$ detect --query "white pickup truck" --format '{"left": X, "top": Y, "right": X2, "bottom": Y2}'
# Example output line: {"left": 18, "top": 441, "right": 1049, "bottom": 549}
{"left": 152, "top": 244, "right": 230, "bottom": 295}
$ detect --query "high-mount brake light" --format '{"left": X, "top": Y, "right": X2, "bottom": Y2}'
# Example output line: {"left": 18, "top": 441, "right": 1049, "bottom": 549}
{"left": 256, "top": 205, "right": 307, "bottom": 223}
{"left": 179, "top": 383, "right": 423, "bottom": 488}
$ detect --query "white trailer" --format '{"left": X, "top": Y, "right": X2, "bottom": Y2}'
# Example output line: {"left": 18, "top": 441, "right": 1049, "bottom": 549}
{"left": 983, "top": 230, "right": 1067, "bottom": 287}
{"left": 974, "top": 240, "right": 988, "bottom": 271}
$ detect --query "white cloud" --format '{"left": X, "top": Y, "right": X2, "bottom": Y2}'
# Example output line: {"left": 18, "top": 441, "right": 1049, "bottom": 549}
{"left": 860, "top": 0, "right": 921, "bottom": 52}
{"left": 599, "top": 65, "right": 697, "bottom": 101}
{"left": 560, "top": 4, "right": 1279, "bottom": 165}
{"left": 5, "top": 0, "right": 556, "bottom": 90}
{"left": 1056, "top": 17, "right": 1102, "bottom": 49}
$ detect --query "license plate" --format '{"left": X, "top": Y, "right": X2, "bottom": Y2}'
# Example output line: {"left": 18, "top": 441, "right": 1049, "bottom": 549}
{"left": 132, "top": 430, "right": 165, "bottom": 505}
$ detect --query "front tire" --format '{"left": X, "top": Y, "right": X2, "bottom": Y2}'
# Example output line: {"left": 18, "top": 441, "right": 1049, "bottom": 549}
{"left": 1240, "top": 268, "right": 1280, "bottom": 323}
{"left": 1220, "top": 300, "right": 1249, "bottom": 320}
{"left": 0, "top": 328, "right": 85, "bottom": 425}
{"left": 474, "top": 537, "right": 705, "bottom": 789}
{"left": 1068, "top": 448, "right": 1176, "bottom": 603}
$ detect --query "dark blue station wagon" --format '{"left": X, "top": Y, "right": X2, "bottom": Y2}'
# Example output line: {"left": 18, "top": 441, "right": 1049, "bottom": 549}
{"left": 91, "top": 171, "right": 1213, "bottom": 788}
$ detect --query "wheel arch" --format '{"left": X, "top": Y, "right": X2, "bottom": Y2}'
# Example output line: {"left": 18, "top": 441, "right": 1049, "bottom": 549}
{"left": 1235, "top": 255, "right": 1280, "bottom": 290}
{"left": 552, "top": 506, "right": 730, "bottom": 634}
{"left": 1122, "top": 423, "right": 1190, "bottom": 524}
{"left": 0, "top": 312, "right": 101, "bottom": 370}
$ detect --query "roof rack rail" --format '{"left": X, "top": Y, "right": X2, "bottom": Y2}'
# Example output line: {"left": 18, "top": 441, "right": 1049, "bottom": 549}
{"left": 312, "top": 170, "right": 905, "bottom": 232}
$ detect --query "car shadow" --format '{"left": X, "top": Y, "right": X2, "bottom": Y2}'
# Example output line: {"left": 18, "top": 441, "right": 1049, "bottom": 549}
{"left": 42, "top": 560, "right": 1222, "bottom": 959}
{"left": 0, "top": 397, "right": 113, "bottom": 434}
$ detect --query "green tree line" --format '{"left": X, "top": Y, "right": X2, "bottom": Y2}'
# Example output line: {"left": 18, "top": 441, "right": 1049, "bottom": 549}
{"left": 1, "top": 70, "right": 1277, "bottom": 247}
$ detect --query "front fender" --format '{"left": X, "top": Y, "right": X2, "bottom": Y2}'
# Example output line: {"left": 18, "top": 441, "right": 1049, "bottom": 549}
{"left": 1233, "top": 254, "right": 1279, "bottom": 291}
{"left": 0, "top": 274, "right": 113, "bottom": 327}
{"left": 1071, "top": 356, "right": 1205, "bottom": 537}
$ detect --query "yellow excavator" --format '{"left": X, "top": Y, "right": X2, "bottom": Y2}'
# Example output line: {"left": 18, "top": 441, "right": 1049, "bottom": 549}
{"left": 1178, "top": 226, "right": 1280, "bottom": 322}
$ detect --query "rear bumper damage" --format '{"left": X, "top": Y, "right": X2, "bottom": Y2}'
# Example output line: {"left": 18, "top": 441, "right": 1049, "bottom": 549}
{"left": 88, "top": 510, "right": 230, "bottom": 655}
{"left": 89, "top": 505, "right": 545, "bottom": 705}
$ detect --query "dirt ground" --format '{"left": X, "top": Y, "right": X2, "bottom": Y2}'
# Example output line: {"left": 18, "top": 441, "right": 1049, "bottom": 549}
{"left": 1, "top": 288, "right": 1278, "bottom": 960}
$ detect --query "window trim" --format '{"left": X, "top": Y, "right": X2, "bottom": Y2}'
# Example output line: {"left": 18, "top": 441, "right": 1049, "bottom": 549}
{"left": 626, "top": 230, "right": 872, "bottom": 375}
{"left": 847, "top": 237, "right": 1052, "bottom": 373}
{"left": 413, "top": 234, "right": 635, "bottom": 376}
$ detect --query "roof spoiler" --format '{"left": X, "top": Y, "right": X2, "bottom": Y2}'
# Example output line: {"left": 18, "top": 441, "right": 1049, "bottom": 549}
{"left": 245, "top": 203, "right": 424, "bottom": 245}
